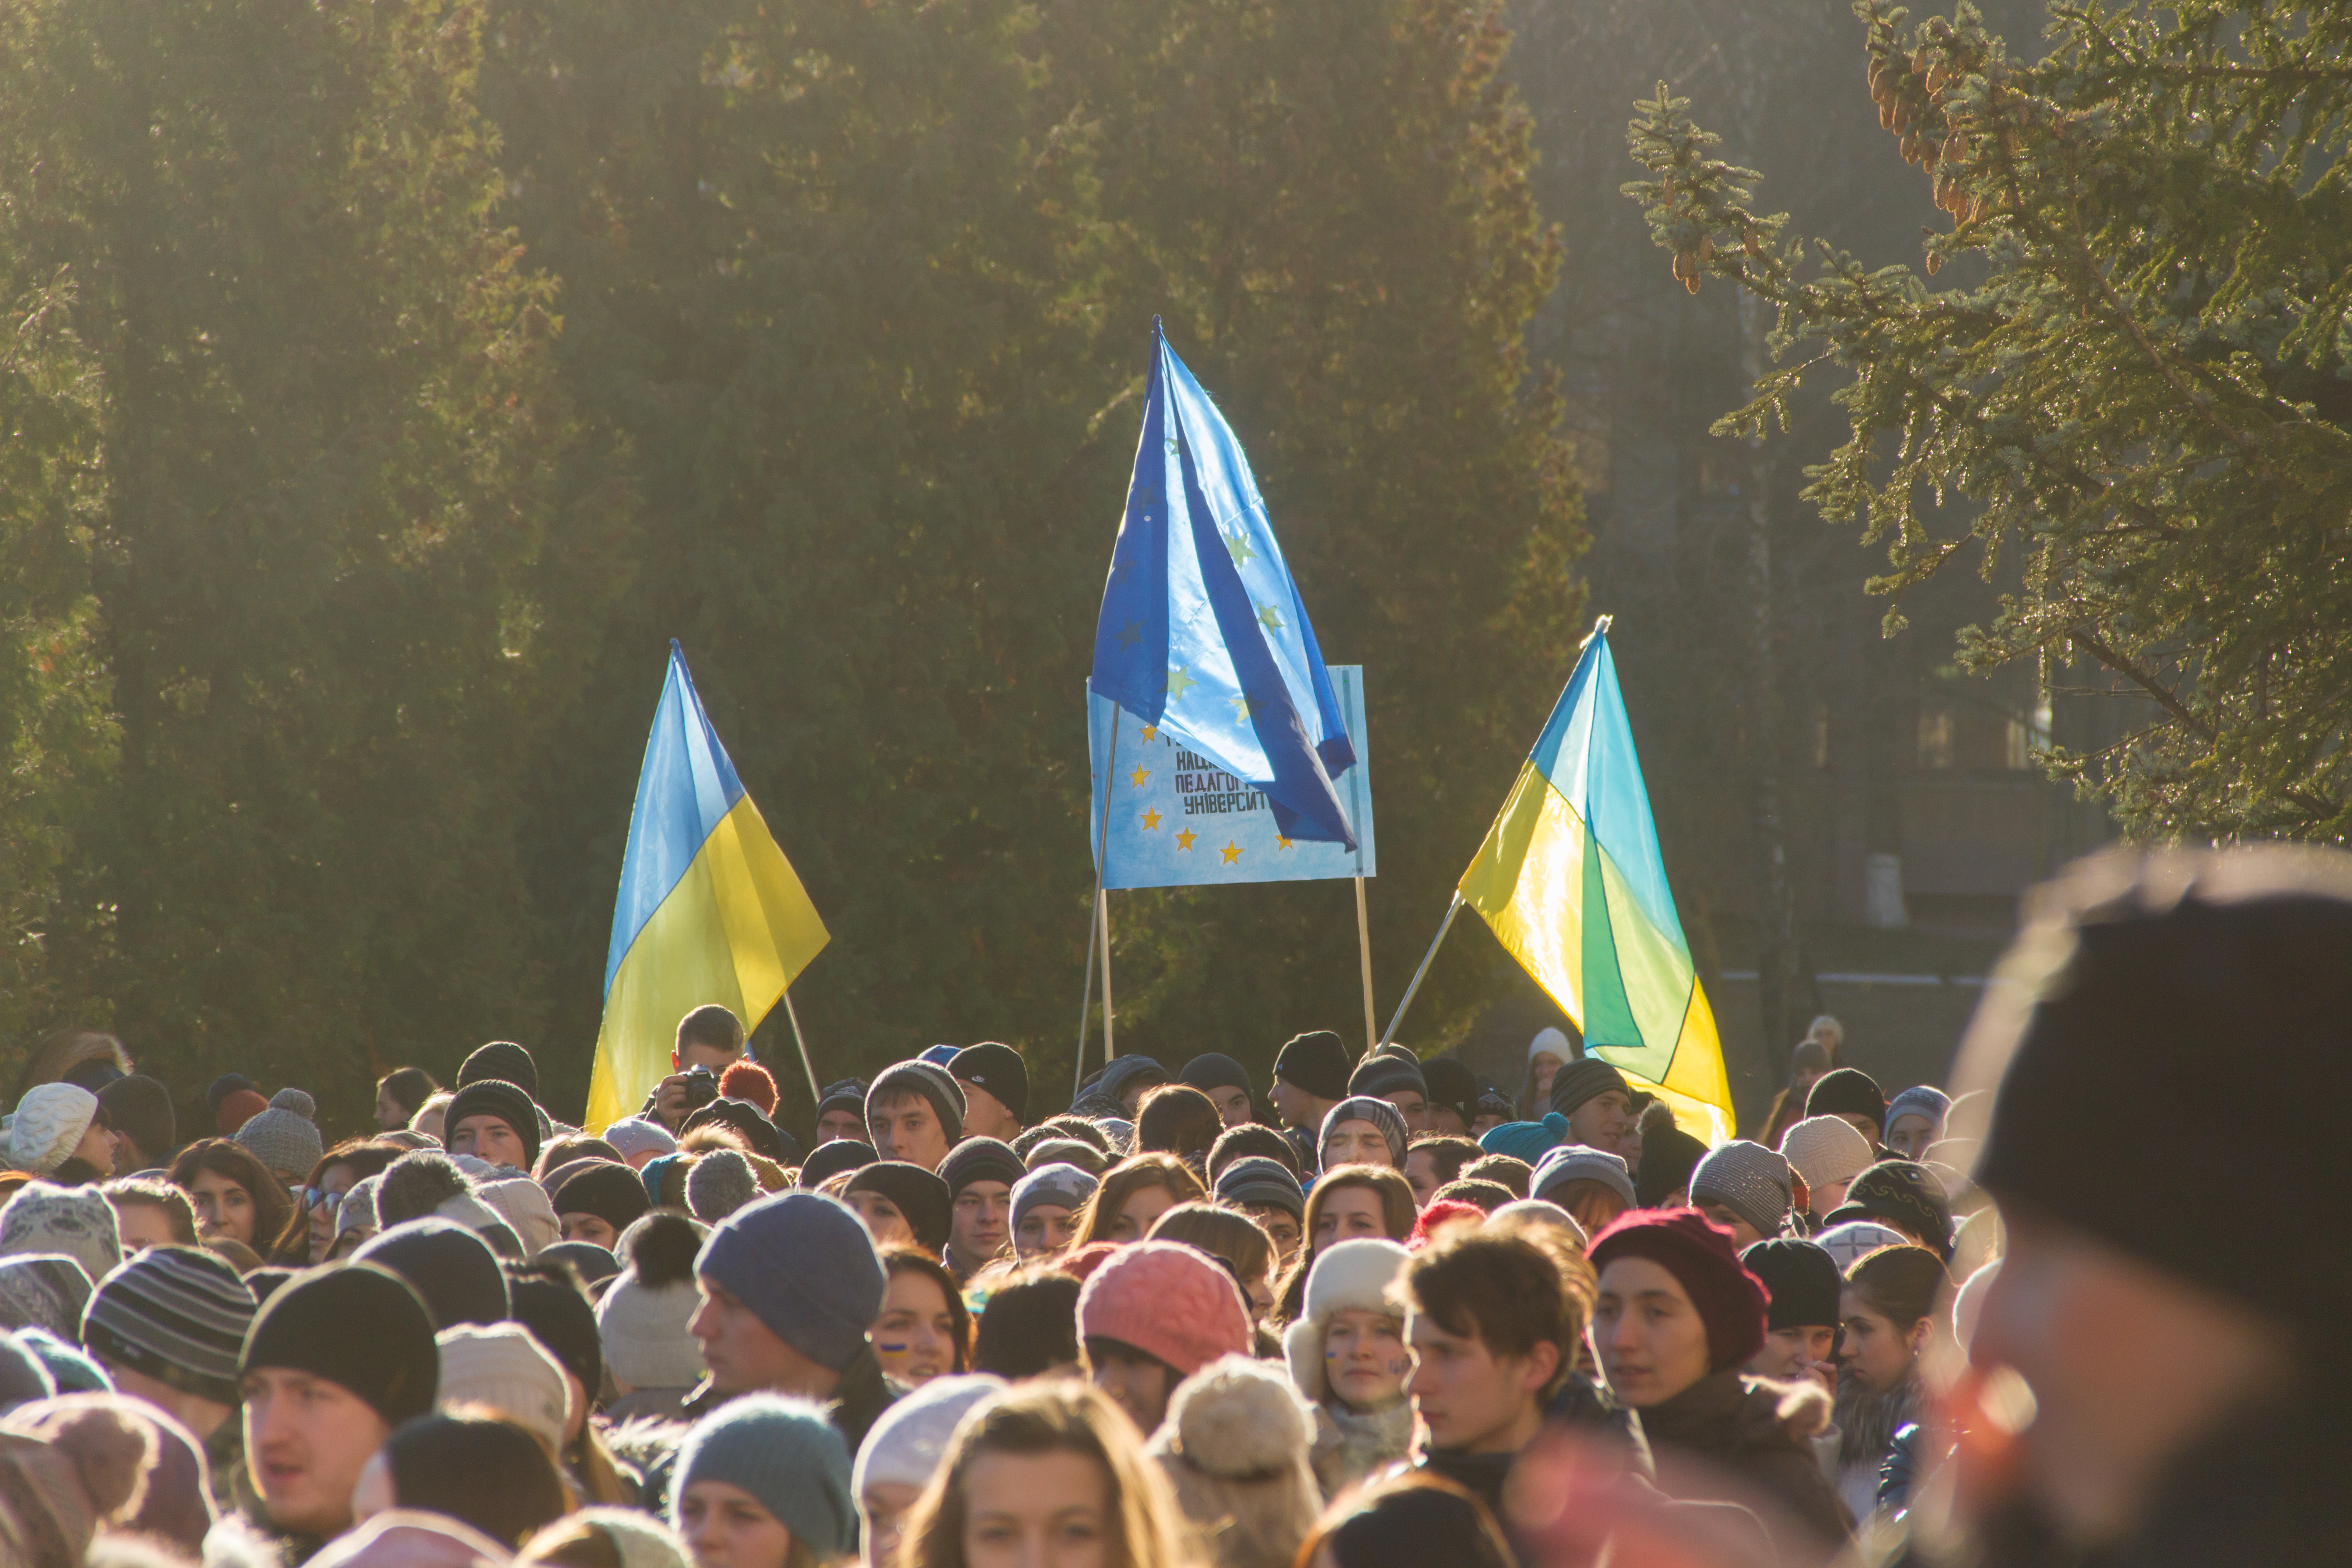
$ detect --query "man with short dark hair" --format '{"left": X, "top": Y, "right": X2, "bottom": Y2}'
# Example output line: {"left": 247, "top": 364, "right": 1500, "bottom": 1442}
{"left": 98, "top": 1075, "right": 177, "bottom": 1175}
{"left": 1179, "top": 1054, "right": 1256, "bottom": 1129}
{"left": 864, "top": 1062, "right": 962, "bottom": 1173}
{"left": 948, "top": 1043, "right": 1027, "bottom": 1142}
{"left": 1269, "top": 1031, "right": 1349, "bottom": 1142}
{"left": 813, "top": 1079, "right": 872, "bottom": 1145}
{"left": 938, "top": 1138, "right": 1022, "bottom": 1280}
{"left": 647, "top": 1004, "right": 751, "bottom": 1127}
{"left": 1550, "top": 1058, "right": 1636, "bottom": 1153}
{"left": 1349, "top": 1053, "right": 1432, "bottom": 1136}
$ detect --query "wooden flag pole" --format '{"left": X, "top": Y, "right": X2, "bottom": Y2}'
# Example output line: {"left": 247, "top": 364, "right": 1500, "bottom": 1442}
{"left": 1077, "top": 703, "right": 1123, "bottom": 1091}
{"left": 781, "top": 990, "right": 822, "bottom": 1110}
{"left": 1381, "top": 893, "right": 1462, "bottom": 1047}
{"left": 1100, "top": 892, "right": 1117, "bottom": 1058}
{"left": 1354, "top": 876, "right": 1377, "bottom": 1058}
{"left": 1073, "top": 887, "right": 1100, "bottom": 1104}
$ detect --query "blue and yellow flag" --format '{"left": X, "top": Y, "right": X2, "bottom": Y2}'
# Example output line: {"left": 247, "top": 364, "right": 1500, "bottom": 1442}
{"left": 1458, "top": 626, "right": 1734, "bottom": 1140}
{"left": 584, "top": 643, "right": 829, "bottom": 1131}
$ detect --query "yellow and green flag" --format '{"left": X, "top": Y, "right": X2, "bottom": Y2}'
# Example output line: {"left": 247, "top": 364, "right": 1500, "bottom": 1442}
{"left": 1459, "top": 625, "right": 1734, "bottom": 1140}
{"left": 583, "top": 643, "right": 829, "bottom": 1131}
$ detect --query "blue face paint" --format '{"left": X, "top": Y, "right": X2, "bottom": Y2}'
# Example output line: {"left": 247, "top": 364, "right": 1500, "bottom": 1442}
{"left": 877, "top": 1342, "right": 909, "bottom": 1354}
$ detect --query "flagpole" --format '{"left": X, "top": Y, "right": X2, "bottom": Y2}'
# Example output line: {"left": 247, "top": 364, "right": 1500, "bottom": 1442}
{"left": 1100, "top": 893, "right": 1117, "bottom": 1058}
{"left": 1073, "top": 887, "right": 1099, "bottom": 1105}
{"left": 1077, "top": 701, "right": 1123, "bottom": 1093}
{"left": 1354, "top": 877, "right": 1377, "bottom": 1058}
{"left": 1380, "top": 893, "right": 1462, "bottom": 1047}
{"left": 780, "top": 990, "right": 821, "bottom": 1110}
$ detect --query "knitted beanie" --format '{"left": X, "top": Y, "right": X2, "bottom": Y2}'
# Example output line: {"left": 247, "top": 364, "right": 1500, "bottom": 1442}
{"left": 938, "top": 1138, "right": 1024, "bottom": 1203}
{"left": 539, "top": 1242, "right": 619, "bottom": 1289}
{"left": 687, "top": 1150, "right": 760, "bottom": 1224}
{"left": 1178, "top": 1054, "right": 1252, "bottom": 1100}
{"left": 213, "top": 1089, "right": 269, "bottom": 1138}
{"left": 550, "top": 1160, "right": 653, "bottom": 1235}
{"left": 241, "top": 1262, "right": 438, "bottom": 1424}
{"left": 1273, "top": 1032, "right": 1350, "bottom": 1102}
{"left": 1813, "top": 1220, "right": 1912, "bottom": 1273}
{"left": 696, "top": 1193, "right": 884, "bottom": 1374}
{"left": 1281, "top": 1238, "right": 1409, "bottom": 1402}
{"left": 1023, "top": 1138, "right": 1107, "bottom": 1178}
{"left": 336, "top": 1175, "right": 382, "bottom": 1241}
{"left": 1548, "top": 1058, "right": 1631, "bottom": 1119}
{"left": 8, "top": 1086, "right": 98, "bottom": 1177}
{"left": 1213, "top": 1157, "right": 1305, "bottom": 1223}
{"left": 1420, "top": 1058, "right": 1480, "bottom": 1127}
{"left": 0, "top": 1335, "right": 52, "bottom": 1413}
{"left": 509, "top": 1265, "right": 602, "bottom": 1402}
{"left": 717, "top": 1062, "right": 779, "bottom": 1117}
{"left": 598, "top": 1276, "right": 706, "bottom": 1392}
{"left": 458, "top": 1041, "right": 539, "bottom": 1098}
{"left": 920, "top": 1044, "right": 961, "bottom": 1068}
{"left": 864, "top": 1063, "right": 965, "bottom": 1141}
{"left": 1689, "top": 1141, "right": 1794, "bottom": 1238}
{"left": 852, "top": 1373, "right": 1005, "bottom": 1494}
{"left": 1804, "top": 1068, "right": 1887, "bottom": 1135}
{"left": 16, "top": 1329, "right": 103, "bottom": 1393}
{"left": 1531, "top": 1145, "right": 1637, "bottom": 1209}
{"left": 232, "top": 1089, "right": 324, "bottom": 1181}
{"left": 474, "top": 1175, "right": 559, "bottom": 1256}
{"left": 444, "top": 1079, "right": 541, "bottom": 1172}
{"left": 436, "top": 1322, "right": 570, "bottom": 1450}
{"left": 4, "top": 1393, "right": 213, "bottom": 1555}
{"left": 80, "top": 1245, "right": 256, "bottom": 1405}
{"left": 203, "top": 1075, "right": 257, "bottom": 1117}
{"left": 1490, "top": 1198, "right": 1588, "bottom": 1248}
{"left": 1347, "top": 1054, "right": 1427, "bottom": 1103}
{"left": 1885, "top": 1086, "right": 1952, "bottom": 1136}
{"left": 0, "top": 1398, "right": 150, "bottom": 1562}
{"left": 1740, "top": 1238, "right": 1842, "bottom": 1331}
{"left": 843, "top": 1163, "right": 951, "bottom": 1254}
{"left": 671, "top": 1395, "right": 857, "bottom": 1560}
{"left": 602, "top": 1118, "right": 678, "bottom": 1165}
{"left": 814, "top": 1079, "right": 870, "bottom": 1125}
{"left": 1011, "top": 1165, "right": 1098, "bottom": 1232}
{"left": 1589, "top": 1209, "right": 1769, "bottom": 1373}
{"left": 1318, "top": 1097, "right": 1408, "bottom": 1167}
{"left": 559, "top": 1508, "right": 695, "bottom": 1568}
{"left": 0, "top": 1183, "right": 122, "bottom": 1286}
{"left": 1779, "top": 1116, "right": 1876, "bottom": 1192}
{"left": 681, "top": 1099, "right": 795, "bottom": 1166}
{"left": 1478, "top": 1116, "right": 1568, "bottom": 1166}
{"left": 354, "top": 1218, "right": 512, "bottom": 1329}
{"left": 1077, "top": 1241, "right": 1252, "bottom": 1377}
{"left": 1528, "top": 1027, "right": 1573, "bottom": 1065}
{"left": 797, "top": 1139, "right": 878, "bottom": 1188}
{"left": 0, "top": 1257, "right": 91, "bottom": 1341}
{"left": 1824, "top": 1159, "right": 1955, "bottom": 1260}
{"left": 949, "top": 1044, "right": 1029, "bottom": 1123}
{"left": 1094, "top": 1057, "right": 1169, "bottom": 1111}
{"left": 1636, "top": 1126, "right": 1710, "bottom": 1207}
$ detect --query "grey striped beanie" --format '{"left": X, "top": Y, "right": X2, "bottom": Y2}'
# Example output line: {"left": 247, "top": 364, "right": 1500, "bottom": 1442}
{"left": 81, "top": 1244, "right": 258, "bottom": 1404}
{"left": 1690, "top": 1139, "right": 1794, "bottom": 1239}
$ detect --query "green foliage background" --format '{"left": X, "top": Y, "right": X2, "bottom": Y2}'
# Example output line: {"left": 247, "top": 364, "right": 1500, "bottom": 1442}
{"left": 0, "top": 0, "right": 1585, "bottom": 1129}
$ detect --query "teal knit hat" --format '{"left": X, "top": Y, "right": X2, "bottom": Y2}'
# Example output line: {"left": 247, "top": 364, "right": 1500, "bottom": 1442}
{"left": 1478, "top": 1113, "right": 1568, "bottom": 1165}
{"left": 670, "top": 1394, "right": 856, "bottom": 1559}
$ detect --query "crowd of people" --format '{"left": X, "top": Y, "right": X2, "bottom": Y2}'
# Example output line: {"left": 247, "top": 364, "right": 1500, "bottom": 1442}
{"left": 0, "top": 843, "right": 2331, "bottom": 1568}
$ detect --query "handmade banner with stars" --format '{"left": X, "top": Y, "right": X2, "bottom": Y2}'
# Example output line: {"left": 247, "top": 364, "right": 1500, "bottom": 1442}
{"left": 1088, "top": 667, "right": 1376, "bottom": 890}
{"left": 1087, "top": 319, "right": 1358, "bottom": 848}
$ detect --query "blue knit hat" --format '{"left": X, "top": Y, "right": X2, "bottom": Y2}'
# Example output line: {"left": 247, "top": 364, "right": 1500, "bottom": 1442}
{"left": 1479, "top": 1115, "right": 1568, "bottom": 1165}
{"left": 670, "top": 1394, "right": 857, "bottom": 1560}
{"left": 696, "top": 1192, "right": 883, "bottom": 1373}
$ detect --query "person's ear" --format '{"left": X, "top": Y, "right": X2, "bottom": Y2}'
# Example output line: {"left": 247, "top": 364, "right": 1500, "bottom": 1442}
{"left": 1907, "top": 1318, "right": 1934, "bottom": 1357}
{"left": 671, "top": 1051, "right": 682, "bottom": 1072}
{"left": 1522, "top": 1338, "right": 1562, "bottom": 1393}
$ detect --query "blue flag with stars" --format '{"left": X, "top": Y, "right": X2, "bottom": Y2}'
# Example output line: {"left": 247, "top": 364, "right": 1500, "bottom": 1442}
{"left": 1089, "top": 322, "right": 1358, "bottom": 848}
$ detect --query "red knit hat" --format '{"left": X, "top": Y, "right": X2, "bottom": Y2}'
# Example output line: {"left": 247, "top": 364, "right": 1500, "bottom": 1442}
{"left": 1075, "top": 1241, "right": 1251, "bottom": 1377}
{"left": 1589, "top": 1208, "right": 1770, "bottom": 1372}
{"left": 718, "top": 1060, "right": 779, "bottom": 1116}
{"left": 1408, "top": 1198, "right": 1486, "bottom": 1250}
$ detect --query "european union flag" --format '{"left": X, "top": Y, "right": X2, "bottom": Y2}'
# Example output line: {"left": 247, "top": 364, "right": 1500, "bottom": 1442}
{"left": 1089, "top": 322, "right": 1357, "bottom": 848}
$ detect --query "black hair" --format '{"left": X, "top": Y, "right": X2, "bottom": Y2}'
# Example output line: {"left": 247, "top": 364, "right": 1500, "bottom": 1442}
{"left": 377, "top": 1067, "right": 440, "bottom": 1122}
{"left": 972, "top": 1267, "right": 1081, "bottom": 1377}
{"left": 387, "top": 1411, "right": 569, "bottom": 1546}
{"left": 1207, "top": 1122, "right": 1300, "bottom": 1181}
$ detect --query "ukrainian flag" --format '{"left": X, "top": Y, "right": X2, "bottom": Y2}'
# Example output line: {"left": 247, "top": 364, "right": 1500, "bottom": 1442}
{"left": 1458, "top": 624, "right": 1734, "bottom": 1141}
{"left": 584, "top": 643, "right": 829, "bottom": 1131}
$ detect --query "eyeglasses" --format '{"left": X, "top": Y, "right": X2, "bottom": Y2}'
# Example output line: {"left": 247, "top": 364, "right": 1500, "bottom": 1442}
{"left": 300, "top": 1187, "right": 345, "bottom": 1214}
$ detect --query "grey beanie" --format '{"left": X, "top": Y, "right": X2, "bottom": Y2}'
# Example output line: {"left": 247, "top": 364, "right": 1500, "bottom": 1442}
{"left": 1214, "top": 1156, "right": 1306, "bottom": 1223}
{"left": 0, "top": 1255, "right": 92, "bottom": 1342}
{"left": 687, "top": 1149, "right": 760, "bottom": 1224}
{"left": 0, "top": 1182, "right": 122, "bottom": 1288}
{"left": 670, "top": 1394, "right": 857, "bottom": 1560}
{"left": 233, "top": 1088, "right": 324, "bottom": 1181}
{"left": 1690, "top": 1140, "right": 1795, "bottom": 1238}
{"left": 1347, "top": 1053, "right": 1428, "bottom": 1103}
{"left": 1318, "top": 1097, "right": 1409, "bottom": 1167}
{"left": 696, "top": 1193, "right": 883, "bottom": 1373}
{"left": 1010, "top": 1164, "right": 1098, "bottom": 1232}
{"left": 864, "top": 1062, "right": 966, "bottom": 1140}
{"left": 1532, "top": 1144, "right": 1637, "bottom": 1209}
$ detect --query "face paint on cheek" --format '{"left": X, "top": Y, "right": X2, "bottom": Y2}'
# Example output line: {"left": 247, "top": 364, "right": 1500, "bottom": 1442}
{"left": 876, "top": 1343, "right": 908, "bottom": 1354}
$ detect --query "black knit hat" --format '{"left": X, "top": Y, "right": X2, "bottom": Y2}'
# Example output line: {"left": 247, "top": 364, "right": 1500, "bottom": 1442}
{"left": 799, "top": 1139, "right": 878, "bottom": 1187}
{"left": 950, "top": 1043, "right": 1029, "bottom": 1123}
{"left": 1421, "top": 1058, "right": 1480, "bottom": 1127}
{"left": 1348, "top": 1053, "right": 1427, "bottom": 1102}
{"left": 1825, "top": 1159, "right": 1955, "bottom": 1260}
{"left": 1273, "top": 1032, "right": 1350, "bottom": 1102}
{"left": 458, "top": 1041, "right": 539, "bottom": 1098}
{"left": 815, "top": 1079, "right": 870, "bottom": 1123}
{"left": 1805, "top": 1068, "right": 1887, "bottom": 1136}
{"left": 83, "top": 1245, "right": 256, "bottom": 1405}
{"left": 682, "top": 1097, "right": 797, "bottom": 1165}
{"left": 844, "top": 1161, "right": 952, "bottom": 1254}
{"left": 1549, "top": 1058, "right": 1632, "bottom": 1119}
{"left": 507, "top": 1261, "right": 602, "bottom": 1401}
{"left": 444, "top": 1078, "right": 541, "bottom": 1171}
{"left": 353, "top": 1218, "right": 512, "bottom": 1329}
{"left": 549, "top": 1159, "right": 652, "bottom": 1235}
{"left": 1637, "top": 1126, "right": 1710, "bottom": 1207}
{"left": 1179, "top": 1054, "right": 1253, "bottom": 1099}
{"left": 866, "top": 1062, "right": 966, "bottom": 1140}
{"left": 938, "top": 1138, "right": 1025, "bottom": 1202}
{"left": 538, "top": 1241, "right": 619, "bottom": 1288}
{"left": 240, "top": 1262, "right": 438, "bottom": 1425}
{"left": 1741, "top": 1238, "right": 1843, "bottom": 1330}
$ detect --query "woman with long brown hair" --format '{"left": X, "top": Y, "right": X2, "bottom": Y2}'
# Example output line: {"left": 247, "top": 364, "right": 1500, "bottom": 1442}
{"left": 273, "top": 1137, "right": 407, "bottom": 1264}
{"left": 1073, "top": 1155, "right": 1206, "bottom": 1248}
{"left": 168, "top": 1138, "right": 293, "bottom": 1254}
{"left": 1273, "top": 1166, "right": 1416, "bottom": 1324}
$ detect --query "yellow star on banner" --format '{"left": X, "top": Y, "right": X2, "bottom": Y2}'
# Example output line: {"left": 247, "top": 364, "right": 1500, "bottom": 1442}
{"left": 1166, "top": 666, "right": 1198, "bottom": 701}
{"left": 1230, "top": 692, "right": 1257, "bottom": 720}
{"left": 1176, "top": 829, "right": 1197, "bottom": 850}
{"left": 1141, "top": 808, "right": 1162, "bottom": 831}
{"left": 1255, "top": 600, "right": 1284, "bottom": 632}
{"left": 1224, "top": 529, "right": 1256, "bottom": 568}
{"left": 1129, "top": 764, "right": 1151, "bottom": 789}
{"left": 1276, "top": 835, "right": 1294, "bottom": 850}
{"left": 1117, "top": 619, "right": 1142, "bottom": 648}
{"left": 1138, "top": 725, "right": 1158, "bottom": 743}
{"left": 1221, "top": 841, "right": 1244, "bottom": 863}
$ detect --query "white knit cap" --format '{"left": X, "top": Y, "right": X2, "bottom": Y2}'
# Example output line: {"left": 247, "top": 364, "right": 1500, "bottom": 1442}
{"left": 1779, "top": 1115, "right": 1876, "bottom": 1191}
{"left": 1490, "top": 1198, "right": 1588, "bottom": 1249}
{"left": 567, "top": 1509, "right": 694, "bottom": 1568}
{"left": 0, "top": 1181, "right": 122, "bottom": 1286}
{"left": 1281, "top": 1238, "right": 1409, "bottom": 1404}
{"left": 474, "top": 1176, "right": 559, "bottom": 1257}
{"left": 1813, "top": 1220, "right": 1912, "bottom": 1273}
{"left": 595, "top": 1275, "right": 705, "bottom": 1391}
{"left": 437, "top": 1321, "right": 571, "bottom": 1450}
{"left": 1528, "top": 1027, "right": 1571, "bottom": 1066}
{"left": 603, "top": 1118, "right": 677, "bottom": 1163}
{"left": 8, "top": 1086, "right": 98, "bottom": 1176}
{"left": 853, "top": 1373, "right": 1005, "bottom": 1495}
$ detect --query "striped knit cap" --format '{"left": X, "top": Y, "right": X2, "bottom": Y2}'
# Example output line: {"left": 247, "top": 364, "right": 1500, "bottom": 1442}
{"left": 80, "top": 1245, "right": 258, "bottom": 1405}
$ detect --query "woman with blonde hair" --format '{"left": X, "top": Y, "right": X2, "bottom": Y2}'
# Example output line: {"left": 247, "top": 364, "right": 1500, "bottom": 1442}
{"left": 900, "top": 1380, "right": 1195, "bottom": 1568}
{"left": 1073, "top": 1154, "right": 1207, "bottom": 1247}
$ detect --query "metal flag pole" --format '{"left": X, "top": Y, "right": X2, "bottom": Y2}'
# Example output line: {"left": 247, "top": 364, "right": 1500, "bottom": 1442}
{"left": 1354, "top": 877, "right": 1377, "bottom": 1058}
{"left": 1076, "top": 703, "right": 1123, "bottom": 1096}
{"left": 1380, "top": 893, "right": 1463, "bottom": 1047}
{"left": 1100, "top": 890, "right": 1117, "bottom": 1058}
{"left": 1073, "top": 888, "right": 1099, "bottom": 1105}
{"left": 781, "top": 990, "right": 821, "bottom": 1109}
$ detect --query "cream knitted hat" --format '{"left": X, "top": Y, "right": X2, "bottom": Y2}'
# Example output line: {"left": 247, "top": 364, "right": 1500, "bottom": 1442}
{"left": 436, "top": 1321, "right": 571, "bottom": 1449}
{"left": 1780, "top": 1116, "right": 1876, "bottom": 1191}
{"left": 8, "top": 1087, "right": 98, "bottom": 1177}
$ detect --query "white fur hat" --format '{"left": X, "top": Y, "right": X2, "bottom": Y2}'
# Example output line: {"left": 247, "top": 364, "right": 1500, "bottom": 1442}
{"left": 8, "top": 1085, "right": 98, "bottom": 1176}
{"left": 437, "top": 1321, "right": 571, "bottom": 1450}
{"left": 1528, "top": 1027, "right": 1572, "bottom": 1066}
{"left": 1156, "top": 1354, "right": 1315, "bottom": 1478}
{"left": 1780, "top": 1116, "right": 1875, "bottom": 1191}
{"left": 1280, "top": 1238, "right": 1409, "bottom": 1404}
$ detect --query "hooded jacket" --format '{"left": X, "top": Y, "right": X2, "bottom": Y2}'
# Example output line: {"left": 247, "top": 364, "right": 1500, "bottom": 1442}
{"left": 1635, "top": 1369, "right": 1852, "bottom": 1560}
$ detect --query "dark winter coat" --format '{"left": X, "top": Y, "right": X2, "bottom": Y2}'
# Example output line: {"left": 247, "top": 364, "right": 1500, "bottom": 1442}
{"left": 1636, "top": 1368, "right": 1852, "bottom": 1560}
